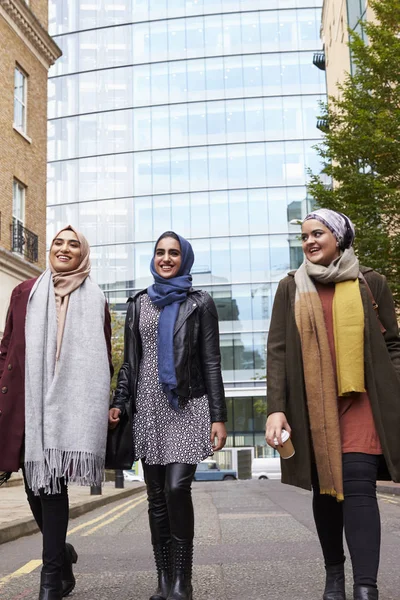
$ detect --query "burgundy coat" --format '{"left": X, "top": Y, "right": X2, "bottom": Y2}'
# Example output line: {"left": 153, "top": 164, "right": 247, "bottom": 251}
{"left": 0, "top": 277, "right": 113, "bottom": 472}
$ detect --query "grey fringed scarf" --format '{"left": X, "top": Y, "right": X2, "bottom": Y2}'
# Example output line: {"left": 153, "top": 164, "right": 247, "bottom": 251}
{"left": 24, "top": 269, "right": 110, "bottom": 495}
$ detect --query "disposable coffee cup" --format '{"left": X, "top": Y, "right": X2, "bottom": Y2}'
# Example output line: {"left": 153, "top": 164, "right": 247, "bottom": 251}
{"left": 273, "top": 429, "right": 295, "bottom": 459}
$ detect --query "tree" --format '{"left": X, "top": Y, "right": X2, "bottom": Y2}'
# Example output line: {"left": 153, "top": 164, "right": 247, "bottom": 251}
{"left": 110, "top": 309, "right": 125, "bottom": 391}
{"left": 307, "top": 0, "right": 400, "bottom": 308}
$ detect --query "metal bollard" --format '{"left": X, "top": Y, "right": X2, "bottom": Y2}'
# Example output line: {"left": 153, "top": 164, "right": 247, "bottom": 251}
{"left": 90, "top": 485, "right": 102, "bottom": 495}
{"left": 115, "top": 469, "right": 124, "bottom": 489}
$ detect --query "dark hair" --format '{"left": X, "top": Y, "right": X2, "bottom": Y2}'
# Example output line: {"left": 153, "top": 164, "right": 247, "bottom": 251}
{"left": 154, "top": 231, "right": 180, "bottom": 251}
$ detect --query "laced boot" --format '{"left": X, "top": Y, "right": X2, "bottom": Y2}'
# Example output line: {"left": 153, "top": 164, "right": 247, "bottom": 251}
{"left": 167, "top": 542, "right": 193, "bottom": 600}
{"left": 61, "top": 543, "right": 78, "bottom": 597}
{"left": 150, "top": 542, "right": 172, "bottom": 600}
{"left": 353, "top": 586, "right": 378, "bottom": 600}
{"left": 323, "top": 563, "right": 345, "bottom": 600}
{"left": 38, "top": 571, "right": 63, "bottom": 600}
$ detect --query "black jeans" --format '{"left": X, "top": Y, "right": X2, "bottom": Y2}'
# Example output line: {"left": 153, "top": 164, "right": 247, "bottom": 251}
{"left": 23, "top": 472, "right": 69, "bottom": 574}
{"left": 312, "top": 452, "right": 381, "bottom": 588}
{"left": 143, "top": 462, "right": 197, "bottom": 545}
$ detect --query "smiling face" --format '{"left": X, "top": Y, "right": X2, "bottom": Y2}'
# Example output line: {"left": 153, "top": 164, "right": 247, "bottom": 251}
{"left": 301, "top": 219, "right": 340, "bottom": 267}
{"left": 154, "top": 237, "right": 182, "bottom": 279}
{"left": 49, "top": 229, "right": 82, "bottom": 272}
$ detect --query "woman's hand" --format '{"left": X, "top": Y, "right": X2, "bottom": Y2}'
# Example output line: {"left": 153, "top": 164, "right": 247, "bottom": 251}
{"left": 210, "top": 422, "right": 227, "bottom": 451}
{"left": 108, "top": 408, "right": 121, "bottom": 430}
{"left": 265, "top": 412, "right": 291, "bottom": 448}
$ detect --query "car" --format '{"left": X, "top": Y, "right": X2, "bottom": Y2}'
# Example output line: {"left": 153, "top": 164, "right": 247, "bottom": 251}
{"left": 252, "top": 457, "right": 281, "bottom": 480}
{"left": 194, "top": 460, "right": 237, "bottom": 481}
{"left": 123, "top": 469, "right": 144, "bottom": 482}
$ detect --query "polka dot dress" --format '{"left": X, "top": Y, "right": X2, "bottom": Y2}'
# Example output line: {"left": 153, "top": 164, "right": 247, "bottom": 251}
{"left": 133, "top": 294, "right": 213, "bottom": 465}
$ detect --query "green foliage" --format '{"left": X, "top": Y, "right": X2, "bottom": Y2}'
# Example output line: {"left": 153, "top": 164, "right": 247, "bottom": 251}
{"left": 253, "top": 397, "right": 267, "bottom": 416}
{"left": 307, "top": 0, "right": 400, "bottom": 307}
{"left": 110, "top": 309, "right": 125, "bottom": 391}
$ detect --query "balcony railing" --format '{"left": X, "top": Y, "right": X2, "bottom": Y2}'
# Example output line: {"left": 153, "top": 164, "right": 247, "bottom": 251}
{"left": 313, "top": 51, "right": 326, "bottom": 71}
{"left": 317, "top": 118, "right": 329, "bottom": 133}
{"left": 11, "top": 218, "right": 39, "bottom": 263}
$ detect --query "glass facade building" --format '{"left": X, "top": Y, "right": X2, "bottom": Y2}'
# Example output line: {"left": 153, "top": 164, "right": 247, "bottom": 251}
{"left": 47, "top": 0, "right": 325, "bottom": 454}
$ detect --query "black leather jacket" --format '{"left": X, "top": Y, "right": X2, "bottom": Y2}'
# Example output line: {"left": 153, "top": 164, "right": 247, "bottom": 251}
{"left": 112, "top": 288, "right": 227, "bottom": 423}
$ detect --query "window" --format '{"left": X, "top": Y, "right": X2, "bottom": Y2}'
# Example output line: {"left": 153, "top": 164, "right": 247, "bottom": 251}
{"left": 13, "top": 179, "right": 25, "bottom": 225}
{"left": 14, "top": 67, "right": 27, "bottom": 133}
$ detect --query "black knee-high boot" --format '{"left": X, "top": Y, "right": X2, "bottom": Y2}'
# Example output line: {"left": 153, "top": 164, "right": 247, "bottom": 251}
{"left": 150, "top": 542, "right": 172, "bottom": 600}
{"left": 323, "top": 563, "right": 345, "bottom": 600}
{"left": 167, "top": 542, "right": 193, "bottom": 600}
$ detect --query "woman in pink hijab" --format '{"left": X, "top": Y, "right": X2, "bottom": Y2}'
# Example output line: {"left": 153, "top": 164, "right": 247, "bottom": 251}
{"left": 0, "top": 226, "right": 113, "bottom": 600}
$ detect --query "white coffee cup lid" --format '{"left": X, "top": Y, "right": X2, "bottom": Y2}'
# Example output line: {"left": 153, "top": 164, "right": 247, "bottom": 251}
{"left": 274, "top": 429, "right": 290, "bottom": 445}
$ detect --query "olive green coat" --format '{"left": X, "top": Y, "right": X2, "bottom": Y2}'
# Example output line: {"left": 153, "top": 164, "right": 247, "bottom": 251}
{"left": 267, "top": 266, "right": 400, "bottom": 491}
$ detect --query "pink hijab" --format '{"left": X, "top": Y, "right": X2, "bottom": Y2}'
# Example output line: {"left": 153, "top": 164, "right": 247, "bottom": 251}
{"left": 49, "top": 225, "right": 91, "bottom": 360}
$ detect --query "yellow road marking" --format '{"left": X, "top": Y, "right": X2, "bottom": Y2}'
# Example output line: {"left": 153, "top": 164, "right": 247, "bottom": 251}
{"left": 0, "top": 560, "right": 42, "bottom": 586}
{"left": 68, "top": 495, "right": 146, "bottom": 535}
{"left": 82, "top": 495, "right": 147, "bottom": 536}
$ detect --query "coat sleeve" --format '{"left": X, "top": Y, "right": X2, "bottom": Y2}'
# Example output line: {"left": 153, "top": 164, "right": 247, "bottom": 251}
{"left": 198, "top": 293, "right": 227, "bottom": 423}
{"left": 374, "top": 275, "right": 400, "bottom": 375}
{"left": 0, "top": 289, "right": 16, "bottom": 380}
{"left": 111, "top": 302, "right": 133, "bottom": 415}
{"left": 104, "top": 302, "right": 114, "bottom": 378}
{"left": 266, "top": 279, "right": 288, "bottom": 416}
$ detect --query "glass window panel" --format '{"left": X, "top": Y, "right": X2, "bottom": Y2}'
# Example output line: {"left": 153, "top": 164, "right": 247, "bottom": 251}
{"left": 227, "top": 144, "right": 246, "bottom": 189}
{"left": 206, "top": 57, "right": 224, "bottom": 100}
{"left": 252, "top": 284, "right": 272, "bottom": 331}
{"left": 135, "top": 242, "right": 153, "bottom": 284}
{"left": 133, "top": 23, "right": 150, "bottom": 63}
{"left": 224, "top": 56, "right": 244, "bottom": 98}
{"left": 152, "top": 149, "right": 171, "bottom": 194}
{"left": 188, "top": 102, "right": 207, "bottom": 145}
{"left": 284, "top": 140, "right": 306, "bottom": 185}
{"left": 262, "top": 54, "right": 282, "bottom": 96}
{"left": 245, "top": 98, "right": 264, "bottom": 142}
{"left": 269, "top": 234, "right": 291, "bottom": 281}
{"left": 222, "top": 14, "right": 242, "bottom": 54}
{"left": 234, "top": 398, "right": 254, "bottom": 432}
{"left": 150, "top": 20, "right": 168, "bottom": 62}
{"left": 260, "top": 11, "right": 279, "bottom": 53}
{"left": 253, "top": 332, "right": 266, "bottom": 373}
{"left": 134, "top": 65, "right": 151, "bottom": 106}
{"left": 208, "top": 146, "right": 228, "bottom": 189}
{"left": 134, "top": 196, "right": 153, "bottom": 242}
{"left": 206, "top": 101, "right": 226, "bottom": 144}
{"left": 168, "top": 19, "right": 186, "bottom": 60}
{"left": 220, "top": 335, "right": 234, "bottom": 376}
{"left": 263, "top": 97, "right": 284, "bottom": 141}
{"left": 204, "top": 14, "right": 223, "bottom": 57}
{"left": 189, "top": 147, "right": 208, "bottom": 192}
{"left": 228, "top": 189, "right": 248, "bottom": 236}
{"left": 250, "top": 235, "right": 269, "bottom": 282}
{"left": 302, "top": 95, "right": 323, "bottom": 139}
{"left": 202, "top": 0, "right": 221, "bottom": 13}
{"left": 150, "top": 0, "right": 167, "bottom": 19}
{"left": 187, "top": 59, "right": 206, "bottom": 101}
{"left": 171, "top": 193, "right": 191, "bottom": 238}
{"left": 169, "top": 104, "right": 188, "bottom": 148}
{"left": 186, "top": 16, "right": 205, "bottom": 59}
{"left": 134, "top": 151, "right": 152, "bottom": 195}
{"left": 150, "top": 63, "right": 168, "bottom": 105}
{"left": 170, "top": 148, "right": 189, "bottom": 192}
{"left": 226, "top": 99, "right": 245, "bottom": 143}
{"left": 209, "top": 191, "right": 229, "bottom": 237}
{"left": 299, "top": 52, "right": 325, "bottom": 93}
{"left": 114, "top": 154, "right": 134, "bottom": 199}
{"left": 190, "top": 191, "right": 210, "bottom": 237}
{"left": 243, "top": 54, "right": 262, "bottom": 96}
{"left": 282, "top": 96, "right": 303, "bottom": 139}
{"left": 153, "top": 195, "right": 172, "bottom": 237}
{"left": 278, "top": 10, "right": 297, "bottom": 51}
{"left": 168, "top": 0, "right": 186, "bottom": 18}
{"left": 191, "top": 238, "right": 211, "bottom": 283}
{"left": 210, "top": 237, "right": 230, "bottom": 282}
{"left": 230, "top": 236, "right": 251, "bottom": 282}
{"left": 254, "top": 401, "right": 267, "bottom": 434}
{"left": 297, "top": 8, "right": 321, "bottom": 50}
{"left": 268, "top": 187, "right": 289, "bottom": 234}
{"left": 246, "top": 143, "right": 266, "bottom": 188}
{"left": 169, "top": 61, "right": 188, "bottom": 103}
{"left": 134, "top": 107, "right": 152, "bottom": 151}
{"left": 281, "top": 53, "right": 301, "bottom": 95}
{"left": 266, "top": 142, "right": 285, "bottom": 186}
{"left": 234, "top": 333, "right": 255, "bottom": 380}
{"left": 249, "top": 189, "right": 269, "bottom": 235}
{"left": 241, "top": 12, "right": 261, "bottom": 54}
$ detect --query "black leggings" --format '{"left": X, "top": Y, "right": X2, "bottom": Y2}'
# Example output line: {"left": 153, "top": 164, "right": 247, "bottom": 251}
{"left": 312, "top": 453, "right": 381, "bottom": 588}
{"left": 23, "top": 472, "right": 69, "bottom": 574}
{"left": 143, "top": 462, "right": 197, "bottom": 545}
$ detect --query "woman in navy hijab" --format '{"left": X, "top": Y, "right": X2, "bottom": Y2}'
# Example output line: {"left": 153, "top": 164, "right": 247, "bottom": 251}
{"left": 109, "top": 231, "right": 227, "bottom": 600}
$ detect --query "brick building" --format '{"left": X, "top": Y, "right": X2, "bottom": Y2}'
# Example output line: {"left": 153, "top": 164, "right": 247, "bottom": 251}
{"left": 0, "top": 0, "right": 61, "bottom": 335}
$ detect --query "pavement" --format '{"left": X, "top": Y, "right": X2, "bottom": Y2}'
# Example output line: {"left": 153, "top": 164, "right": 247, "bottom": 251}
{"left": 0, "top": 473, "right": 146, "bottom": 545}
{"left": 1, "top": 471, "right": 399, "bottom": 547}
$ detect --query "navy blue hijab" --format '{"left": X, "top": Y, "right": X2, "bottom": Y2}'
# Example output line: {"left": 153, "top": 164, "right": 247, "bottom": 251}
{"left": 147, "top": 233, "right": 194, "bottom": 410}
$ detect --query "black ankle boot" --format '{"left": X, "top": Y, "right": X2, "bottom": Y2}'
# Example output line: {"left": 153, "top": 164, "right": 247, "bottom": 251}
{"left": 353, "top": 586, "right": 379, "bottom": 600}
{"left": 167, "top": 542, "right": 193, "bottom": 600}
{"left": 38, "top": 571, "right": 63, "bottom": 600}
{"left": 150, "top": 542, "right": 172, "bottom": 600}
{"left": 323, "top": 564, "right": 345, "bottom": 600}
{"left": 61, "top": 543, "right": 78, "bottom": 597}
